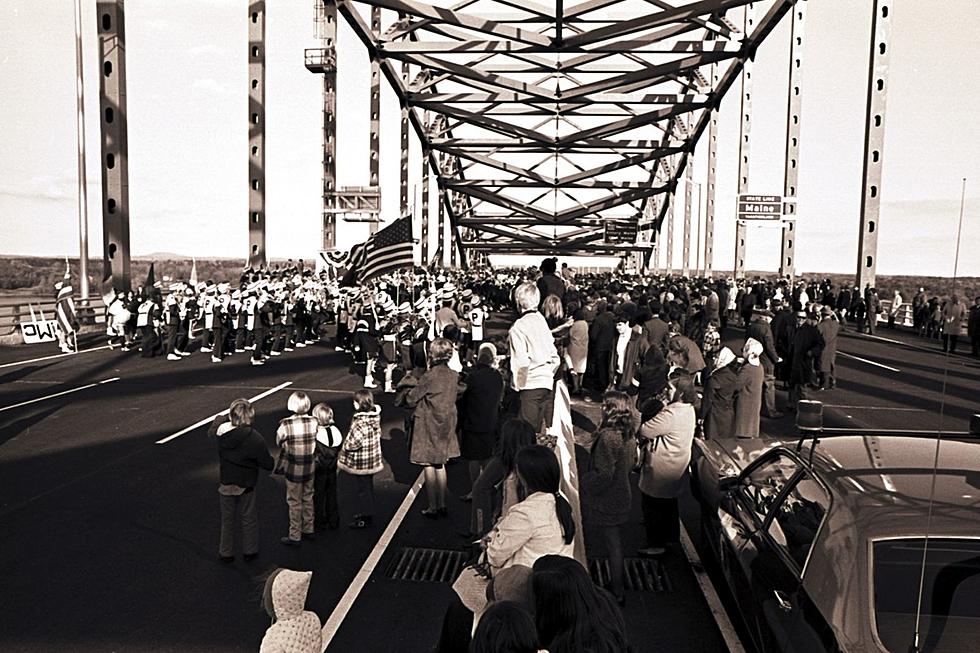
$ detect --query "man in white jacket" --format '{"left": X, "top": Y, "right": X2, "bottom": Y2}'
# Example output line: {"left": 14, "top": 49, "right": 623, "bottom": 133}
{"left": 508, "top": 283, "right": 560, "bottom": 432}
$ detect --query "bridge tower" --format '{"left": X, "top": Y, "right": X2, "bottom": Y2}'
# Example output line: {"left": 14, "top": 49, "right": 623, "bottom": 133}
{"left": 96, "top": 1, "right": 132, "bottom": 291}
{"left": 247, "top": 2, "right": 266, "bottom": 267}
{"left": 733, "top": 3, "right": 755, "bottom": 280}
{"left": 779, "top": 0, "right": 807, "bottom": 281}
{"left": 856, "top": 0, "right": 892, "bottom": 291}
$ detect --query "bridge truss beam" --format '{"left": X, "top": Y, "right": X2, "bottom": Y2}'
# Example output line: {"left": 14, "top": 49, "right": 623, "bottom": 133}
{"left": 338, "top": 0, "right": 795, "bottom": 258}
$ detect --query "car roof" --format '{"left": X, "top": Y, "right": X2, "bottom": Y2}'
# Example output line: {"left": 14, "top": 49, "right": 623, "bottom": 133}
{"left": 802, "top": 435, "right": 980, "bottom": 538}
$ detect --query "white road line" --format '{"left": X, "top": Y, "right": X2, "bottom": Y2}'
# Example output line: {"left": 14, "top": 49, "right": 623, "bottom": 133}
{"left": 154, "top": 381, "right": 293, "bottom": 445}
{"left": 321, "top": 471, "right": 425, "bottom": 651}
{"left": 839, "top": 351, "right": 901, "bottom": 373}
{"left": 0, "top": 377, "right": 120, "bottom": 414}
{"left": 0, "top": 345, "right": 112, "bottom": 370}
{"left": 679, "top": 523, "right": 747, "bottom": 653}
{"left": 825, "top": 404, "right": 925, "bottom": 412}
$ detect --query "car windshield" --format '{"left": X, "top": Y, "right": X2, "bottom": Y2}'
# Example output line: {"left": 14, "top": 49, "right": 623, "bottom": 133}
{"left": 873, "top": 538, "right": 980, "bottom": 653}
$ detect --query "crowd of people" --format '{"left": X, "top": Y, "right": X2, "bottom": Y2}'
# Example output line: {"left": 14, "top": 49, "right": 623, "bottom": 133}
{"left": 103, "top": 255, "right": 974, "bottom": 652}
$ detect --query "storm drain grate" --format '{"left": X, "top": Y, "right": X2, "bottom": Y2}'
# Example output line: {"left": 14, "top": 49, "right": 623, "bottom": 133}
{"left": 589, "top": 557, "right": 672, "bottom": 592}
{"left": 385, "top": 547, "right": 468, "bottom": 583}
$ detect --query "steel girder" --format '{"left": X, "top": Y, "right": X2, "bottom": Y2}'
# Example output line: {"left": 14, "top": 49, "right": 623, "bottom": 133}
{"left": 338, "top": 0, "right": 795, "bottom": 257}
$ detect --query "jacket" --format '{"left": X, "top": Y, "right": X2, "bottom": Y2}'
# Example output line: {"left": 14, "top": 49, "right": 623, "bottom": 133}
{"left": 817, "top": 317, "right": 840, "bottom": 373}
{"left": 210, "top": 416, "right": 274, "bottom": 488}
{"left": 745, "top": 319, "right": 778, "bottom": 375}
{"left": 460, "top": 363, "right": 503, "bottom": 434}
{"left": 337, "top": 407, "right": 384, "bottom": 475}
{"left": 943, "top": 301, "right": 966, "bottom": 336}
{"left": 508, "top": 311, "right": 560, "bottom": 391}
{"left": 259, "top": 570, "right": 321, "bottom": 653}
{"left": 669, "top": 334, "right": 706, "bottom": 374}
{"left": 642, "top": 316, "right": 670, "bottom": 355}
{"left": 486, "top": 492, "right": 575, "bottom": 573}
{"left": 637, "top": 402, "right": 696, "bottom": 498}
{"left": 407, "top": 364, "right": 461, "bottom": 465}
{"left": 733, "top": 362, "right": 764, "bottom": 438}
{"left": 589, "top": 310, "right": 618, "bottom": 353}
{"left": 276, "top": 415, "right": 319, "bottom": 483}
{"left": 701, "top": 365, "right": 738, "bottom": 440}
{"left": 536, "top": 273, "right": 566, "bottom": 304}
{"left": 581, "top": 428, "right": 634, "bottom": 527}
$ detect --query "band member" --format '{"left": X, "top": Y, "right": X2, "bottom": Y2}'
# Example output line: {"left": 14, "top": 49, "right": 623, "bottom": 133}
{"left": 166, "top": 284, "right": 182, "bottom": 360}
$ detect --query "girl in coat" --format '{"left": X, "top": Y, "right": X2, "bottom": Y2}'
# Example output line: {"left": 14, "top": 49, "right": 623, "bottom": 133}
{"left": 259, "top": 568, "right": 321, "bottom": 653}
{"left": 406, "top": 338, "right": 460, "bottom": 518}
{"left": 581, "top": 391, "right": 635, "bottom": 603}
{"left": 337, "top": 390, "right": 383, "bottom": 529}
{"left": 485, "top": 445, "right": 576, "bottom": 573}
{"left": 637, "top": 372, "right": 697, "bottom": 557}
{"left": 733, "top": 339, "right": 765, "bottom": 438}
{"left": 701, "top": 347, "right": 738, "bottom": 440}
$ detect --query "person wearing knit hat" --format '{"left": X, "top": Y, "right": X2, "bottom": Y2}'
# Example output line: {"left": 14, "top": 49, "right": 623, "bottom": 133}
{"left": 734, "top": 338, "right": 765, "bottom": 438}
{"left": 701, "top": 347, "right": 739, "bottom": 440}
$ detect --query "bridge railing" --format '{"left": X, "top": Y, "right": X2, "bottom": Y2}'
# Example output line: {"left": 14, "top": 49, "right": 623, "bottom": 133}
{"left": 0, "top": 296, "right": 105, "bottom": 336}
{"left": 875, "top": 300, "right": 968, "bottom": 331}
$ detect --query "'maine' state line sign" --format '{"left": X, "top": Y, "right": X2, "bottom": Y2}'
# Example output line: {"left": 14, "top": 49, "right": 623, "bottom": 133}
{"left": 737, "top": 194, "right": 793, "bottom": 220}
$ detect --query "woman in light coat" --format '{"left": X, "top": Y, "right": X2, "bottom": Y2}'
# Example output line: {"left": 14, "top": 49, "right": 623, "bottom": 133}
{"left": 733, "top": 338, "right": 765, "bottom": 438}
{"left": 636, "top": 373, "right": 697, "bottom": 557}
{"left": 942, "top": 294, "right": 966, "bottom": 353}
{"left": 485, "top": 445, "right": 576, "bottom": 573}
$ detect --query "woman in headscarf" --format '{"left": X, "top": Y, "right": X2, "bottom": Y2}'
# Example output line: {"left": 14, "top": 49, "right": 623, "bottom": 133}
{"left": 733, "top": 338, "right": 765, "bottom": 438}
{"left": 701, "top": 346, "right": 739, "bottom": 440}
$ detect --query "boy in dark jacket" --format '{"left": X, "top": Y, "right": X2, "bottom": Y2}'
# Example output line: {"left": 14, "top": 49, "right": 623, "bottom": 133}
{"left": 209, "top": 399, "right": 275, "bottom": 562}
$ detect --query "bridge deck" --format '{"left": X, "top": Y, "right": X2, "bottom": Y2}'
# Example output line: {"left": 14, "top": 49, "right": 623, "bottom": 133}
{"left": 0, "top": 321, "right": 976, "bottom": 652}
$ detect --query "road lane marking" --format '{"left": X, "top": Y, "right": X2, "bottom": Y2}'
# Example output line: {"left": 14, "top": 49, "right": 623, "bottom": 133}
{"left": 0, "top": 345, "right": 112, "bottom": 370}
{"left": 321, "top": 471, "right": 425, "bottom": 651}
{"left": 680, "top": 523, "right": 747, "bottom": 653}
{"left": 839, "top": 352, "right": 900, "bottom": 373}
{"left": 825, "top": 404, "right": 925, "bottom": 412}
{"left": 0, "top": 377, "right": 120, "bottom": 414}
{"left": 155, "top": 381, "right": 293, "bottom": 444}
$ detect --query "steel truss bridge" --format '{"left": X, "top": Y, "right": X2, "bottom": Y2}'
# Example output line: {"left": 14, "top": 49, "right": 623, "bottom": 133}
{"left": 91, "top": 0, "right": 892, "bottom": 289}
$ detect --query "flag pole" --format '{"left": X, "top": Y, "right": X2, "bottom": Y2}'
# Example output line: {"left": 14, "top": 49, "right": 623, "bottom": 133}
{"left": 73, "top": 0, "right": 90, "bottom": 305}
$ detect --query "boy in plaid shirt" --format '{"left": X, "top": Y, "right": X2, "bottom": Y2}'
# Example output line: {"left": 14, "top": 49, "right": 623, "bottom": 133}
{"left": 276, "top": 392, "right": 318, "bottom": 545}
{"left": 338, "top": 389, "right": 383, "bottom": 529}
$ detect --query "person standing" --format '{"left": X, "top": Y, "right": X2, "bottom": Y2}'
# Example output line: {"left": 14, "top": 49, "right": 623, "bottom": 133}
{"left": 508, "top": 283, "right": 560, "bottom": 432}
{"left": 459, "top": 343, "right": 504, "bottom": 500}
{"left": 535, "top": 257, "right": 566, "bottom": 306}
{"left": 337, "top": 389, "right": 384, "bottom": 529}
{"left": 587, "top": 300, "right": 617, "bottom": 396}
{"left": 865, "top": 286, "right": 880, "bottom": 335}
{"left": 835, "top": 285, "right": 852, "bottom": 331}
{"left": 566, "top": 308, "right": 589, "bottom": 396}
{"left": 209, "top": 399, "right": 274, "bottom": 563}
{"left": 888, "top": 289, "right": 903, "bottom": 329}
{"left": 788, "top": 312, "right": 824, "bottom": 411}
{"left": 745, "top": 308, "right": 781, "bottom": 418}
{"left": 276, "top": 392, "right": 318, "bottom": 545}
{"left": 701, "top": 347, "right": 738, "bottom": 440}
{"left": 406, "top": 338, "right": 461, "bottom": 517}
{"left": 259, "top": 569, "right": 322, "bottom": 653}
{"left": 312, "top": 403, "right": 342, "bottom": 531}
{"left": 969, "top": 296, "right": 980, "bottom": 357}
{"left": 581, "top": 391, "right": 636, "bottom": 604}
{"left": 733, "top": 339, "right": 765, "bottom": 438}
{"left": 912, "top": 288, "right": 927, "bottom": 333}
{"left": 817, "top": 306, "right": 840, "bottom": 389}
{"left": 942, "top": 294, "right": 966, "bottom": 353}
{"left": 636, "top": 372, "right": 697, "bottom": 557}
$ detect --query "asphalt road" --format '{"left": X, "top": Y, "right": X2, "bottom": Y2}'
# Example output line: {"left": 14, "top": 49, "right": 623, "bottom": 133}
{"left": 0, "top": 321, "right": 975, "bottom": 652}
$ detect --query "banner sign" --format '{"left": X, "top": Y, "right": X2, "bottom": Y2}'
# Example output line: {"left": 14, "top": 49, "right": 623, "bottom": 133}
{"left": 20, "top": 305, "right": 60, "bottom": 344}
{"left": 604, "top": 219, "right": 639, "bottom": 243}
{"left": 737, "top": 194, "right": 791, "bottom": 220}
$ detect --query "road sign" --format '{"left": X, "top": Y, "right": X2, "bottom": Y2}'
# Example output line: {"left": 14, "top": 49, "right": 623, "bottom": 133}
{"left": 737, "top": 194, "right": 792, "bottom": 220}
{"left": 604, "top": 219, "right": 639, "bottom": 243}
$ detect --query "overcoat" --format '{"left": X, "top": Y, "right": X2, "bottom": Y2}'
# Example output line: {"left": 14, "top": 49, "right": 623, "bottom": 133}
{"left": 733, "top": 362, "right": 764, "bottom": 438}
{"left": 943, "top": 301, "right": 966, "bottom": 336}
{"left": 817, "top": 318, "right": 840, "bottom": 376}
{"left": 406, "top": 363, "right": 461, "bottom": 465}
{"left": 701, "top": 364, "right": 738, "bottom": 440}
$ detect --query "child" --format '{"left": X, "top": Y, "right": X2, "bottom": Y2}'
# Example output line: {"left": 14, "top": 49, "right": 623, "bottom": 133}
{"left": 312, "top": 403, "right": 342, "bottom": 531}
{"left": 260, "top": 568, "right": 321, "bottom": 653}
{"left": 337, "top": 389, "right": 383, "bottom": 529}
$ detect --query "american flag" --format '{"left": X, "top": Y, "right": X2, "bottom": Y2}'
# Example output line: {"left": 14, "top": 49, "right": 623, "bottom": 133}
{"left": 349, "top": 216, "right": 414, "bottom": 283}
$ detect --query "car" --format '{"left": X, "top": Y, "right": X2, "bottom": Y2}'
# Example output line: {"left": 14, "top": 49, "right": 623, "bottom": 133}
{"left": 690, "top": 431, "right": 980, "bottom": 653}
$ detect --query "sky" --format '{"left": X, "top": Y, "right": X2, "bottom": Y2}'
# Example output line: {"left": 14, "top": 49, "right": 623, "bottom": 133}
{"left": 0, "top": 0, "right": 977, "bottom": 277}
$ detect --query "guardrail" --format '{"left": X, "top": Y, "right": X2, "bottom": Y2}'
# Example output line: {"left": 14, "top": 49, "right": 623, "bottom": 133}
{"left": 0, "top": 296, "right": 105, "bottom": 336}
{"left": 876, "top": 300, "right": 968, "bottom": 331}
